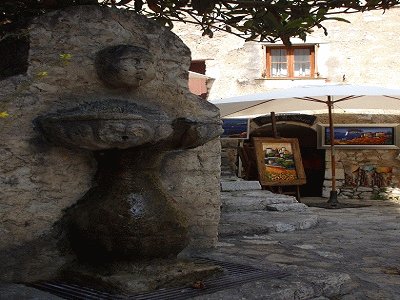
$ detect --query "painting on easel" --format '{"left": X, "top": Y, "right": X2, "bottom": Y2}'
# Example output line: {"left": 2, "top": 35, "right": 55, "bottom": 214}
{"left": 253, "top": 137, "right": 306, "bottom": 186}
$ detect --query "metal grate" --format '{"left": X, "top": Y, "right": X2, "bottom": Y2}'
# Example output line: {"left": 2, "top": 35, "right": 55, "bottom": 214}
{"left": 29, "top": 258, "right": 289, "bottom": 300}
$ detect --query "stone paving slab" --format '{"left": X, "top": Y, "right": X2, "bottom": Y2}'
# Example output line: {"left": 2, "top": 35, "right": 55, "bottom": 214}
{"left": 193, "top": 251, "right": 353, "bottom": 300}
{"left": 192, "top": 273, "right": 351, "bottom": 300}
{"left": 219, "top": 211, "right": 320, "bottom": 236}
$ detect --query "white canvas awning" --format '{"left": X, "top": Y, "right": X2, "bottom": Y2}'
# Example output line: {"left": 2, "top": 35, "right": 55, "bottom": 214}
{"left": 210, "top": 84, "right": 400, "bottom": 118}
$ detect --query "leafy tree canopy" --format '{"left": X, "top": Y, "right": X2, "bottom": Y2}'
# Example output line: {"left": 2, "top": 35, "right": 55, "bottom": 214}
{"left": 1, "top": 0, "right": 399, "bottom": 44}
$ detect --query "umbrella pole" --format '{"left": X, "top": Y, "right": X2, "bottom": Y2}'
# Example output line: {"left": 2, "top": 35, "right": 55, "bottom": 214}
{"left": 327, "top": 96, "right": 338, "bottom": 205}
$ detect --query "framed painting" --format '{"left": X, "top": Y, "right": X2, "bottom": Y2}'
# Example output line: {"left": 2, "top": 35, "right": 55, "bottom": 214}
{"left": 317, "top": 124, "right": 400, "bottom": 149}
{"left": 221, "top": 118, "right": 250, "bottom": 139}
{"left": 253, "top": 137, "right": 306, "bottom": 186}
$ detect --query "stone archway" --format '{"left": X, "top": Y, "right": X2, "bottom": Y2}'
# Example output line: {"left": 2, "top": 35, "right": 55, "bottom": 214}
{"left": 251, "top": 123, "right": 325, "bottom": 197}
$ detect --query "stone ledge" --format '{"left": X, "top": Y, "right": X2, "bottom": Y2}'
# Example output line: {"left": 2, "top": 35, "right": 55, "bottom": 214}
{"left": 221, "top": 194, "right": 297, "bottom": 212}
{"left": 221, "top": 180, "right": 262, "bottom": 191}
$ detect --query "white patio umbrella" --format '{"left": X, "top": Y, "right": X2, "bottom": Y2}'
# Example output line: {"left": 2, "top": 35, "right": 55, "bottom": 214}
{"left": 210, "top": 84, "right": 400, "bottom": 204}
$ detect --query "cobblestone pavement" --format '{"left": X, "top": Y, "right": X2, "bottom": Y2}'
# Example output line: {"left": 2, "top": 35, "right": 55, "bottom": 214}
{"left": 194, "top": 198, "right": 400, "bottom": 299}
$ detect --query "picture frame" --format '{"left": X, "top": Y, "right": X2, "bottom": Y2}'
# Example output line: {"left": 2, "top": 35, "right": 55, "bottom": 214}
{"left": 221, "top": 118, "right": 250, "bottom": 139}
{"left": 317, "top": 124, "right": 400, "bottom": 149}
{"left": 253, "top": 137, "right": 306, "bottom": 186}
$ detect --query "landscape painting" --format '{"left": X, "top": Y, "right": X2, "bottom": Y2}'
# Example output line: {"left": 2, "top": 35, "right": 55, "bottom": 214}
{"left": 324, "top": 126, "right": 395, "bottom": 146}
{"left": 253, "top": 138, "right": 306, "bottom": 186}
{"left": 221, "top": 118, "right": 249, "bottom": 139}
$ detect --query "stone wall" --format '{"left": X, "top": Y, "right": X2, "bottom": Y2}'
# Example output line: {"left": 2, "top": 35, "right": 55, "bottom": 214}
{"left": 0, "top": 6, "right": 221, "bottom": 282}
{"left": 220, "top": 139, "right": 239, "bottom": 178}
{"left": 323, "top": 149, "right": 400, "bottom": 200}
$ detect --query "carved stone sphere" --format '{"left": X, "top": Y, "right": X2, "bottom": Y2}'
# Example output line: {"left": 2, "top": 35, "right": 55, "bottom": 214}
{"left": 95, "top": 45, "right": 156, "bottom": 88}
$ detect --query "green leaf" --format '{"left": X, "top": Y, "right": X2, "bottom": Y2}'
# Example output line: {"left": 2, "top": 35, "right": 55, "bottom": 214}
{"left": 202, "top": 28, "right": 214, "bottom": 38}
{"left": 59, "top": 53, "right": 72, "bottom": 60}
{"left": 325, "top": 17, "right": 352, "bottom": 23}
{"left": 243, "top": 19, "right": 253, "bottom": 28}
{"left": 225, "top": 15, "right": 245, "bottom": 24}
{"left": 0, "top": 111, "right": 9, "bottom": 118}
{"left": 36, "top": 71, "right": 48, "bottom": 77}
{"left": 284, "top": 19, "right": 305, "bottom": 30}
{"left": 117, "top": 0, "right": 133, "bottom": 5}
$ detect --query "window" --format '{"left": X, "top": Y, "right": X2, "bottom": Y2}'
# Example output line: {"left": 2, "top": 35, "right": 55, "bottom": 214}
{"left": 189, "top": 60, "right": 206, "bottom": 75}
{"left": 265, "top": 46, "right": 315, "bottom": 78}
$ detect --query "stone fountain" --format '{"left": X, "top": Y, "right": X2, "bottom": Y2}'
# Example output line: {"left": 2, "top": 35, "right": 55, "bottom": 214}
{"left": 0, "top": 6, "right": 222, "bottom": 289}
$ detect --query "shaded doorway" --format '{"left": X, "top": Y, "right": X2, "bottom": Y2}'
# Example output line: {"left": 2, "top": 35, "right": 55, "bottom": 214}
{"left": 251, "top": 124, "right": 325, "bottom": 197}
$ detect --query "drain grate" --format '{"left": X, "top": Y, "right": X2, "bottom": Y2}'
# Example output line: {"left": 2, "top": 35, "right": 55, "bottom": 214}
{"left": 29, "top": 258, "right": 289, "bottom": 300}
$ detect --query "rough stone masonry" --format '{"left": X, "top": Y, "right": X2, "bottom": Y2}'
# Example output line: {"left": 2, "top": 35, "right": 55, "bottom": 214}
{"left": 0, "top": 5, "right": 222, "bottom": 282}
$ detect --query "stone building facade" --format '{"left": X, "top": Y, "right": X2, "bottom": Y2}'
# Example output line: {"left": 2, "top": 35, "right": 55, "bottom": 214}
{"left": 174, "top": 8, "right": 400, "bottom": 97}
{"left": 173, "top": 7, "right": 400, "bottom": 200}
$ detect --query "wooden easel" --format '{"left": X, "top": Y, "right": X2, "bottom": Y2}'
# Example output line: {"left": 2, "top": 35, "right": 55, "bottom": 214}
{"left": 238, "top": 143, "right": 258, "bottom": 180}
{"left": 258, "top": 112, "right": 304, "bottom": 202}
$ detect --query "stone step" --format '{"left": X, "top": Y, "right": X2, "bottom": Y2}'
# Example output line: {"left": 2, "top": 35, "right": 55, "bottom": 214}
{"left": 220, "top": 170, "right": 235, "bottom": 176}
{"left": 222, "top": 189, "right": 297, "bottom": 199}
{"left": 221, "top": 197, "right": 297, "bottom": 212}
{"left": 221, "top": 190, "right": 298, "bottom": 212}
{"left": 220, "top": 180, "right": 262, "bottom": 192}
{"left": 220, "top": 165, "right": 232, "bottom": 170}
{"left": 219, "top": 211, "right": 319, "bottom": 237}
{"left": 266, "top": 202, "right": 309, "bottom": 212}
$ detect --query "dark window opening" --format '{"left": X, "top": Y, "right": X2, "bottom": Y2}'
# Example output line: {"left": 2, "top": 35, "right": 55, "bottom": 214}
{"left": 189, "top": 60, "right": 206, "bottom": 75}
